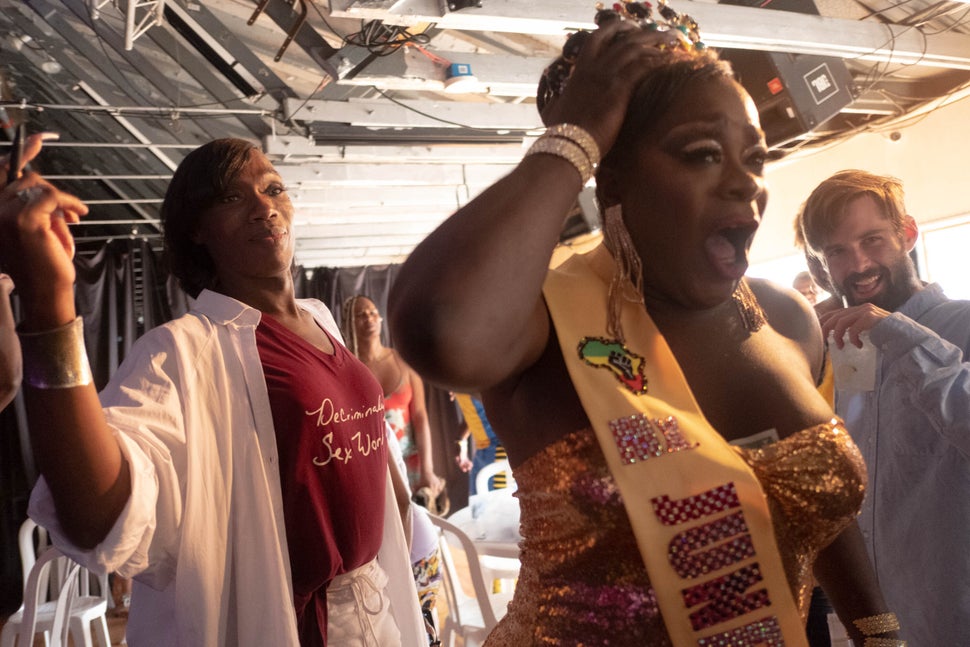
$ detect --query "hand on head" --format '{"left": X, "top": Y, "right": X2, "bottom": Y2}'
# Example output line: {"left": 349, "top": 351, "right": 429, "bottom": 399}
{"left": 537, "top": 9, "right": 703, "bottom": 156}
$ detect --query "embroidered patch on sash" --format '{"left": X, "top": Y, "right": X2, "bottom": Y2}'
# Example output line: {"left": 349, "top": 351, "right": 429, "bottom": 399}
{"left": 577, "top": 337, "right": 648, "bottom": 394}
{"left": 609, "top": 414, "right": 697, "bottom": 463}
{"left": 696, "top": 616, "right": 784, "bottom": 646}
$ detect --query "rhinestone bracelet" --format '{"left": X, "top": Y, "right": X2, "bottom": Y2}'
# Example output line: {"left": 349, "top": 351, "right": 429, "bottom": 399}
{"left": 863, "top": 639, "right": 906, "bottom": 647}
{"left": 525, "top": 136, "right": 594, "bottom": 185}
{"left": 543, "top": 123, "right": 601, "bottom": 168}
{"left": 854, "top": 612, "right": 901, "bottom": 636}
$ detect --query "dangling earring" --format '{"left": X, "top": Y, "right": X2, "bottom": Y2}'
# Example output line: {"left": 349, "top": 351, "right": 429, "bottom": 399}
{"left": 602, "top": 203, "right": 644, "bottom": 342}
{"left": 732, "top": 279, "right": 766, "bottom": 334}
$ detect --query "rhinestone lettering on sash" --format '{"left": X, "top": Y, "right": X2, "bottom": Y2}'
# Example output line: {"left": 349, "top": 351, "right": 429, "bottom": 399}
{"left": 609, "top": 414, "right": 698, "bottom": 463}
{"left": 651, "top": 482, "right": 780, "bottom": 642}
{"left": 696, "top": 616, "right": 785, "bottom": 646}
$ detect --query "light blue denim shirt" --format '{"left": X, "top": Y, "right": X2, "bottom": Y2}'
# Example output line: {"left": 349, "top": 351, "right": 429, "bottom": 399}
{"left": 836, "top": 283, "right": 970, "bottom": 645}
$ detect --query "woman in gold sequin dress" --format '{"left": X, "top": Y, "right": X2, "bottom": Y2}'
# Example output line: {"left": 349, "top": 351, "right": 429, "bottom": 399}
{"left": 389, "top": 4, "right": 901, "bottom": 646}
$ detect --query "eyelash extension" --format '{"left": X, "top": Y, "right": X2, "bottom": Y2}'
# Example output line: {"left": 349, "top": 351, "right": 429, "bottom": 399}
{"left": 680, "top": 144, "right": 722, "bottom": 163}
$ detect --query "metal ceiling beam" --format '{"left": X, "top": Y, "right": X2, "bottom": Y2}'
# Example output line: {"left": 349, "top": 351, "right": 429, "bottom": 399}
{"left": 122, "top": 0, "right": 165, "bottom": 50}
{"left": 244, "top": 0, "right": 343, "bottom": 70}
{"left": 296, "top": 223, "right": 446, "bottom": 242}
{"left": 330, "top": 0, "right": 970, "bottom": 70}
{"left": 30, "top": 0, "right": 241, "bottom": 144}
{"left": 295, "top": 250, "right": 411, "bottom": 267}
{"left": 6, "top": 7, "right": 180, "bottom": 180}
{"left": 29, "top": 0, "right": 165, "bottom": 101}
{"left": 302, "top": 125, "right": 533, "bottom": 145}
{"left": 165, "top": 0, "right": 298, "bottom": 103}
{"left": 56, "top": 0, "right": 271, "bottom": 138}
{"left": 265, "top": 137, "right": 527, "bottom": 162}
{"left": 291, "top": 235, "right": 448, "bottom": 262}
{"left": 282, "top": 96, "right": 543, "bottom": 129}
{"left": 335, "top": 47, "right": 544, "bottom": 97}
{"left": 76, "top": 81, "right": 179, "bottom": 171}
{"left": 277, "top": 159, "right": 515, "bottom": 183}
{"left": 93, "top": 176, "right": 161, "bottom": 225}
{"left": 294, "top": 211, "right": 449, "bottom": 227}
{"left": 280, "top": 162, "right": 467, "bottom": 186}
{"left": 141, "top": 14, "right": 274, "bottom": 136}
{"left": 288, "top": 183, "right": 469, "bottom": 208}
{"left": 44, "top": 175, "right": 173, "bottom": 180}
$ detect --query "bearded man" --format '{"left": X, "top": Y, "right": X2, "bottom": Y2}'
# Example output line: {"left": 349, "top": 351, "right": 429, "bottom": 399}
{"left": 798, "top": 169, "right": 970, "bottom": 645}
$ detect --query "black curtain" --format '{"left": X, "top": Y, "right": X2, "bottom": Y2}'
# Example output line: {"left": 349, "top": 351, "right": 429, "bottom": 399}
{"left": 75, "top": 239, "right": 173, "bottom": 390}
{"left": 297, "top": 264, "right": 400, "bottom": 345}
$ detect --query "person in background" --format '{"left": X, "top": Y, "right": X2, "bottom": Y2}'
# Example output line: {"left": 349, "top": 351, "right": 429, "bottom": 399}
{"left": 340, "top": 299, "right": 444, "bottom": 644}
{"left": 794, "top": 218, "right": 841, "bottom": 318}
{"left": 792, "top": 270, "right": 819, "bottom": 305}
{"left": 341, "top": 294, "right": 445, "bottom": 501}
{"left": 388, "top": 4, "right": 899, "bottom": 644}
{"left": 0, "top": 272, "right": 21, "bottom": 411}
{"left": 797, "top": 168, "right": 970, "bottom": 645}
{"left": 0, "top": 136, "right": 424, "bottom": 646}
{"left": 452, "top": 392, "right": 507, "bottom": 495}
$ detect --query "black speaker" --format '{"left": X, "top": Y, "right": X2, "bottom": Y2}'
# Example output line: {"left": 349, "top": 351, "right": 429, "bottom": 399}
{"left": 720, "top": 48, "right": 855, "bottom": 147}
{"left": 717, "top": 0, "right": 855, "bottom": 147}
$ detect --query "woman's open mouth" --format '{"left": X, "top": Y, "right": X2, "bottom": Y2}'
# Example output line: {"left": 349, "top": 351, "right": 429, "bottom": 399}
{"left": 704, "top": 224, "right": 756, "bottom": 281}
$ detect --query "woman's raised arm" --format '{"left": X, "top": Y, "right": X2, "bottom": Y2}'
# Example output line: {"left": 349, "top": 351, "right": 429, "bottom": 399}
{"left": 0, "top": 137, "right": 128, "bottom": 548}
{"left": 388, "top": 23, "right": 681, "bottom": 391}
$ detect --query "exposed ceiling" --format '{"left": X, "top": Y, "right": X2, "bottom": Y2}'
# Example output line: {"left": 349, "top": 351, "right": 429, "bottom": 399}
{"left": 2, "top": 0, "right": 970, "bottom": 267}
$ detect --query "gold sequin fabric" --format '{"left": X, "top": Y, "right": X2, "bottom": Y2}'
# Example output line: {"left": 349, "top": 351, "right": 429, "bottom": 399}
{"left": 738, "top": 420, "right": 867, "bottom": 621}
{"left": 485, "top": 421, "right": 866, "bottom": 646}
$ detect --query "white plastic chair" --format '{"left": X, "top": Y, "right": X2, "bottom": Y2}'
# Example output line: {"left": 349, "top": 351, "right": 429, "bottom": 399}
{"left": 429, "top": 513, "right": 515, "bottom": 647}
{"left": 0, "top": 519, "right": 112, "bottom": 647}
{"left": 13, "top": 546, "right": 80, "bottom": 647}
{"left": 474, "top": 459, "right": 516, "bottom": 495}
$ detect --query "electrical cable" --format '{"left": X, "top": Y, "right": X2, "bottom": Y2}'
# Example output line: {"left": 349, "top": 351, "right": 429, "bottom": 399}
{"left": 370, "top": 88, "right": 509, "bottom": 131}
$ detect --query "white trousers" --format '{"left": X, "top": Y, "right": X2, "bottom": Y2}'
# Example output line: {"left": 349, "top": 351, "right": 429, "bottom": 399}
{"left": 326, "top": 559, "right": 403, "bottom": 647}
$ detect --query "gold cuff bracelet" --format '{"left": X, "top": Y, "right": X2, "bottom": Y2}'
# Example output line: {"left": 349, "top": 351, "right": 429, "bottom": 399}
{"left": 19, "top": 317, "right": 93, "bottom": 389}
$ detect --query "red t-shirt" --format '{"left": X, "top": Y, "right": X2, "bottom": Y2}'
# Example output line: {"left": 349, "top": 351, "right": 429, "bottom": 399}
{"left": 256, "top": 314, "right": 388, "bottom": 646}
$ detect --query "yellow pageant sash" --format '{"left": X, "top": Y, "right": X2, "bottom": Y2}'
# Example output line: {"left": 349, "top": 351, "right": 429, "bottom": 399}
{"left": 542, "top": 239, "right": 806, "bottom": 647}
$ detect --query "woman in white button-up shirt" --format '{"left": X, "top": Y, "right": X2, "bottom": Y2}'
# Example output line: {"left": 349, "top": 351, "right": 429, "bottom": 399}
{"left": 1, "top": 136, "right": 425, "bottom": 647}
